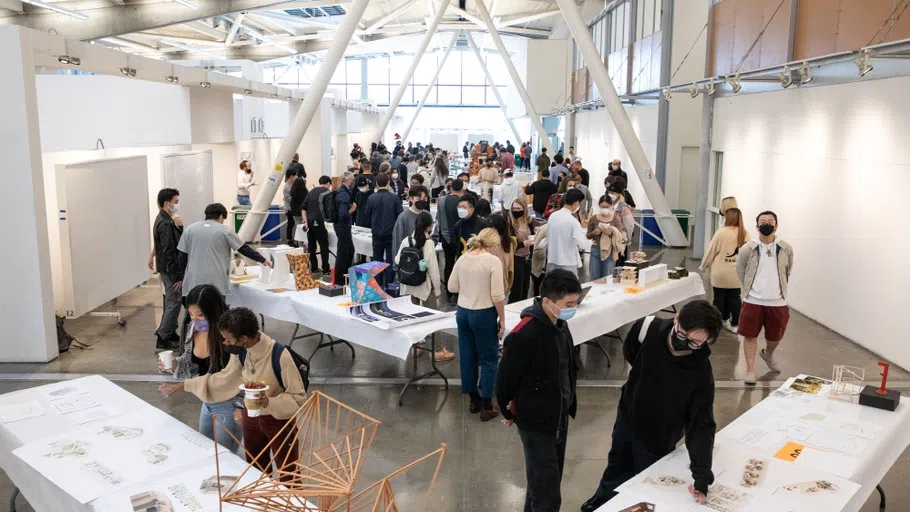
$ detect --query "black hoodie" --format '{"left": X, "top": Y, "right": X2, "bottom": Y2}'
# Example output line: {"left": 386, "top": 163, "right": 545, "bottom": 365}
{"left": 621, "top": 316, "right": 715, "bottom": 494}
{"left": 496, "top": 298, "right": 578, "bottom": 435}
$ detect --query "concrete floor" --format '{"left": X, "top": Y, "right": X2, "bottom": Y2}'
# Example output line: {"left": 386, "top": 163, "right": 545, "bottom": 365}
{"left": 1, "top": 249, "right": 907, "bottom": 511}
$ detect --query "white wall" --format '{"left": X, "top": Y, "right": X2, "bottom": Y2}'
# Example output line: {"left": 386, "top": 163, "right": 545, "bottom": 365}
{"left": 189, "top": 87, "right": 234, "bottom": 144}
{"left": 527, "top": 39, "right": 570, "bottom": 114}
{"left": 35, "top": 74, "right": 191, "bottom": 152}
{"left": 712, "top": 76, "right": 910, "bottom": 370}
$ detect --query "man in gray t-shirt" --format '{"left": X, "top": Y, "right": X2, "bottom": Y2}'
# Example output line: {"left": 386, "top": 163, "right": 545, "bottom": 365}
{"left": 177, "top": 203, "right": 268, "bottom": 297}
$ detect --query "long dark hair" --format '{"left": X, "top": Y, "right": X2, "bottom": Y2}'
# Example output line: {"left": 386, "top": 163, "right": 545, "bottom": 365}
{"left": 488, "top": 212, "right": 513, "bottom": 252}
{"left": 414, "top": 211, "right": 434, "bottom": 248}
{"left": 181, "top": 284, "right": 229, "bottom": 373}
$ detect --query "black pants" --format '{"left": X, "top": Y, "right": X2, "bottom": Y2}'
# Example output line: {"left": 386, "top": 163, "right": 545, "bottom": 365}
{"left": 713, "top": 287, "right": 741, "bottom": 326}
{"left": 307, "top": 220, "right": 330, "bottom": 273}
{"left": 589, "top": 412, "right": 671, "bottom": 505}
{"left": 531, "top": 272, "right": 545, "bottom": 298}
{"left": 432, "top": 186, "right": 444, "bottom": 198}
{"left": 442, "top": 238, "right": 459, "bottom": 287}
{"left": 285, "top": 211, "right": 296, "bottom": 245}
{"left": 518, "top": 425, "right": 567, "bottom": 512}
{"left": 334, "top": 225, "right": 355, "bottom": 280}
{"left": 509, "top": 255, "right": 531, "bottom": 303}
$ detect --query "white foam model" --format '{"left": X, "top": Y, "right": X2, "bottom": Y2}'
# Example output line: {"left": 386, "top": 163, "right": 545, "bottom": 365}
{"left": 56, "top": 156, "right": 150, "bottom": 318}
{"left": 160, "top": 150, "right": 213, "bottom": 226}
{"left": 638, "top": 263, "right": 668, "bottom": 288}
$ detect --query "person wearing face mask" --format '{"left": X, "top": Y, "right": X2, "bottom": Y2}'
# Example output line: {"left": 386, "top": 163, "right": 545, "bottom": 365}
{"left": 389, "top": 168, "right": 406, "bottom": 199}
{"left": 391, "top": 185, "right": 430, "bottom": 259}
{"left": 496, "top": 270, "right": 582, "bottom": 512}
{"left": 508, "top": 197, "right": 535, "bottom": 303}
{"left": 158, "top": 284, "right": 242, "bottom": 451}
{"left": 153, "top": 188, "right": 185, "bottom": 350}
{"left": 353, "top": 175, "right": 374, "bottom": 229}
{"left": 607, "top": 180, "right": 636, "bottom": 265}
{"left": 607, "top": 159, "right": 628, "bottom": 183}
{"left": 453, "top": 195, "right": 486, "bottom": 256}
{"left": 499, "top": 170, "right": 524, "bottom": 211}
{"left": 236, "top": 160, "right": 257, "bottom": 205}
{"left": 586, "top": 195, "right": 624, "bottom": 280}
{"left": 333, "top": 172, "right": 357, "bottom": 279}
{"left": 158, "top": 307, "right": 306, "bottom": 481}
{"left": 537, "top": 189, "right": 591, "bottom": 278}
{"left": 562, "top": 174, "right": 592, "bottom": 218}
{"left": 735, "top": 211, "right": 794, "bottom": 385}
{"left": 177, "top": 203, "right": 270, "bottom": 300}
{"left": 365, "top": 173, "right": 403, "bottom": 287}
{"left": 581, "top": 300, "right": 722, "bottom": 512}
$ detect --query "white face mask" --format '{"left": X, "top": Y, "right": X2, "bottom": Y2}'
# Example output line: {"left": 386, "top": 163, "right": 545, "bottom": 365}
{"left": 457, "top": 207, "right": 470, "bottom": 219}
{"left": 169, "top": 203, "right": 179, "bottom": 213}
{"left": 392, "top": 173, "right": 399, "bottom": 179}
{"left": 359, "top": 186, "right": 369, "bottom": 193}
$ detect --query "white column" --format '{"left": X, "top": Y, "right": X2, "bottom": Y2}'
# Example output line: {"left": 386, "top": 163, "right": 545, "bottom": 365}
{"left": 473, "top": 0, "right": 553, "bottom": 154}
{"left": 374, "top": 0, "right": 451, "bottom": 144}
{"left": 238, "top": 0, "right": 370, "bottom": 242}
{"left": 0, "top": 26, "right": 58, "bottom": 362}
{"left": 401, "top": 30, "right": 460, "bottom": 142}
{"left": 465, "top": 31, "right": 523, "bottom": 145}
{"left": 555, "top": 0, "right": 687, "bottom": 246}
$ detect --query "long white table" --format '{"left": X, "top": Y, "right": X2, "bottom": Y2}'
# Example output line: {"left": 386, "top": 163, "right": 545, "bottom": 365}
{"left": 600, "top": 374, "right": 910, "bottom": 511}
{"left": 0, "top": 376, "right": 259, "bottom": 512}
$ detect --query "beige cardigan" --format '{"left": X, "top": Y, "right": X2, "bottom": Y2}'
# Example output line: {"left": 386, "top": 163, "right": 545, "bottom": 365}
{"left": 699, "top": 227, "right": 743, "bottom": 289}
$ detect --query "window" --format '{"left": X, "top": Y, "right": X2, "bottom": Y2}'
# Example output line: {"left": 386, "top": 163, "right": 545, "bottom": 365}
{"left": 709, "top": 151, "right": 724, "bottom": 236}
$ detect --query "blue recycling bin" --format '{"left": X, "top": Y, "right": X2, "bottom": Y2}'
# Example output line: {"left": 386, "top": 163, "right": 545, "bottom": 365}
{"left": 260, "top": 204, "right": 283, "bottom": 241}
{"left": 641, "top": 209, "right": 690, "bottom": 246}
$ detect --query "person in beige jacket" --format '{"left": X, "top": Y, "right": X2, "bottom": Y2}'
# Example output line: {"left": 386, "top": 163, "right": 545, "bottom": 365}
{"left": 159, "top": 307, "right": 306, "bottom": 479}
{"left": 700, "top": 208, "right": 747, "bottom": 333}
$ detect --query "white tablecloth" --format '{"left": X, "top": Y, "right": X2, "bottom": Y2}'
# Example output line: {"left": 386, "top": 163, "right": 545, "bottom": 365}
{"left": 601, "top": 374, "right": 910, "bottom": 511}
{"left": 0, "top": 376, "right": 255, "bottom": 512}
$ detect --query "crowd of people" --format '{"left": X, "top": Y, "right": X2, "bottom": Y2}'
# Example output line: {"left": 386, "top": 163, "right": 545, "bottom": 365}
{"left": 147, "top": 140, "right": 795, "bottom": 512}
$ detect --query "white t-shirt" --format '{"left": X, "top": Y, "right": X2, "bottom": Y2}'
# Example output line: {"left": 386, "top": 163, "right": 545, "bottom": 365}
{"left": 540, "top": 207, "right": 592, "bottom": 268}
{"left": 745, "top": 239, "right": 786, "bottom": 306}
{"left": 237, "top": 170, "right": 256, "bottom": 196}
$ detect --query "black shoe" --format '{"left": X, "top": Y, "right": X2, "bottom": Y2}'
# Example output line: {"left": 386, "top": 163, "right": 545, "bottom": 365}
{"left": 469, "top": 399, "right": 482, "bottom": 414}
{"left": 580, "top": 495, "right": 608, "bottom": 512}
{"left": 155, "top": 337, "right": 179, "bottom": 351}
{"left": 480, "top": 406, "right": 500, "bottom": 422}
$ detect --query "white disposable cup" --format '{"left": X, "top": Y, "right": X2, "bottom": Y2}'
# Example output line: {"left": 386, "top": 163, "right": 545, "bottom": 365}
{"left": 158, "top": 350, "right": 174, "bottom": 370}
{"left": 239, "top": 384, "right": 270, "bottom": 417}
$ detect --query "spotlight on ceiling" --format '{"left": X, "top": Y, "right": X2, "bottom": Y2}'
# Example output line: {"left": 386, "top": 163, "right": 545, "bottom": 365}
{"left": 166, "top": 75, "right": 179, "bottom": 83}
{"left": 286, "top": 96, "right": 292, "bottom": 101}
{"left": 798, "top": 62, "right": 812, "bottom": 85}
{"left": 689, "top": 84, "right": 700, "bottom": 98}
{"left": 854, "top": 50, "right": 873, "bottom": 77}
{"left": 704, "top": 81, "right": 715, "bottom": 96}
{"left": 120, "top": 67, "right": 137, "bottom": 77}
{"left": 779, "top": 66, "right": 793, "bottom": 88}
{"left": 272, "top": 94, "right": 279, "bottom": 99}
{"left": 58, "top": 55, "right": 80, "bottom": 66}
{"left": 727, "top": 74, "right": 742, "bottom": 93}
{"left": 661, "top": 88, "right": 671, "bottom": 101}
{"left": 244, "top": 88, "right": 253, "bottom": 95}
{"left": 200, "top": 81, "right": 211, "bottom": 88}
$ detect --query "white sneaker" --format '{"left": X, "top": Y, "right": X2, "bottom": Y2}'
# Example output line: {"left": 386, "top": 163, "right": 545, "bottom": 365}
{"left": 759, "top": 349, "right": 781, "bottom": 372}
{"left": 724, "top": 321, "right": 738, "bottom": 334}
{"left": 744, "top": 371, "right": 756, "bottom": 385}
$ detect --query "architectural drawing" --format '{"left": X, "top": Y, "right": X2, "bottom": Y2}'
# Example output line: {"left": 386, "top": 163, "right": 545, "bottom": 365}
{"left": 49, "top": 393, "right": 101, "bottom": 414}
{"left": 643, "top": 476, "right": 687, "bottom": 487}
{"left": 130, "top": 491, "right": 174, "bottom": 512}
{"left": 143, "top": 443, "right": 171, "bottom": 464}
{"left": 704, "top": 484, "right": 752, "bottom": 512}
{"left": 781, "top": 480, "right": 838, "bottom": 494}
{"left": 168, "top": 484, "right": 202, "bottom": 510}
{"left": 200, "top": 475, "right": 238, "bottom": 494}
{"left": 85, "top": 461, "right": 125, "bottom": 486}
{"left": 98, "top": 426, "right": 143, "bottom": 440}
{"left": 43, "top": 440, "right": 89, "bottom": 458}
{"left": 740, "top": 458, "right": 767, "bottom": 488}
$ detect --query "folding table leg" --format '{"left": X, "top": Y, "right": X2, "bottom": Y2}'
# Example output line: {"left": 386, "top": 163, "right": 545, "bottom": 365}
{"left": 583, "top": 339, "right": 612, "bottom": 367}
{"left": 399, "top": 333, "right": 449, "bottom": 406}
{"left": 877, "top": 484, "right": 885, "bottom": 510}
{"left": 9, "top": 487, "right": 18, "bottom": 512}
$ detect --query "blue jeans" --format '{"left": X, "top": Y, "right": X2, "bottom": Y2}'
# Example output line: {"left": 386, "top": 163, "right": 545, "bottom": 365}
{"left": 199, "top": 399, "right": 243, "bottom": 452}
{"left": 456, "top": 307, "right": 499, "bottom": 398}
{"left": 237, "top": 195, "right": 251, "bottom": 206}
{"left": 589, "top": 247, "right": 616, "bottom": 281}
{"left": 372, "top": 236, "right": 394, "bottom": 287}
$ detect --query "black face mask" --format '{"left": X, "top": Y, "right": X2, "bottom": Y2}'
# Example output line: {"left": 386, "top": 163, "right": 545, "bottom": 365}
{"left": 670, "top": 329, "right": 692, "bottom": 352}
{"left": 511, "top": 210, "right": 525, "bottom": 218}
{"left": 758, "top": 223, "right": 775, "bottom": 236}
{"left": 415, "top": 200, "right": 430, "bottom": 211}
{"left": 222, "top": 343, "right": 245, "bottom": 356}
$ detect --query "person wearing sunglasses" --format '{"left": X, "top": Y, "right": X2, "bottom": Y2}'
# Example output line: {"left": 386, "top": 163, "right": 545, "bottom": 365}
{"left": 581, "top": 300, "right": 723, "bottom": 512}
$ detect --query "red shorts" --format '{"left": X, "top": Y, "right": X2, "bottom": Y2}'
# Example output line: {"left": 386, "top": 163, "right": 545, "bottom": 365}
{"left": 737, "top": 303, "right": 790, "bottom": 342}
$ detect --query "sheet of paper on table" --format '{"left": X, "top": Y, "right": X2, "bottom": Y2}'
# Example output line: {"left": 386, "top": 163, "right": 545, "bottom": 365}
{"left": 39, "top": 381, "right": 90, "bottom": 401}
{"left": 613, "top": 442, "right": 860, "bottom": 512}
{"left": 13, "top": 407, "right": 227, "bottom": 504}
{"left": 0, "top": 401, "right": 46, "bottom": 424}
{"left": 67, "top": 405, "right": 122, "bottom": 425}
{"left": 48, "top": 393, "right": 102, "bottom": 415}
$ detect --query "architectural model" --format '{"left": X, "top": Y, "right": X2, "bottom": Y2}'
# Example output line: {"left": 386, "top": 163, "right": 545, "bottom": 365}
{"left": 286, "top": 253, "right": 320, "bottom": 291}
{"left": 620, "top": 266, "right": 638, "bottom": 285}
{"left": 829, "top": 365, "right": 865, "bottom": 402}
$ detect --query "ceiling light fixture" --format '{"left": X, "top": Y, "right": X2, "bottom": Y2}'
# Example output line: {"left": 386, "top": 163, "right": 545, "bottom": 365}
{"left": 120, "top": 67, "right": 137, "bottom": 77}
{"left": 798, "top": 62, "right": 812, "bottom": 85}
{"left": 779, "top": 66, "right": 793, "bottom": 88}
{"left": 854, "top": 50, "right": 873, "bottom": 77}
{"left": 166, "top": 75, "right": 179, "bottom": 83}
{"left": 200, "top": 81, "right": 212, "bottom": 87}
{"left": 728, "top": 74, "right": 742, "bottom": 93}
{"left": 704, "top": 81, "right": 715, "bottom": 96}
{"left": 160, "top": 38, "right": 225, "bottom": 60}
{"left": 173, "top": 0, "right": 199, "bottom": 8}
{"left": 244, "top": 88, "right": 253, "bottom": 94}
{"left": 272, "top": 94, "right": 279, "bottom": 99}
{"left": 58, "top": 55, "right": 81, "bottom": 66}
{"left": 661, "top": 88, "right": 671, "bottom": 101}
{"left": 689, "top": 84, "right": 700, "bottom": 98}
{"left": 21, "top": 0, "right": 88, "bottom": 20}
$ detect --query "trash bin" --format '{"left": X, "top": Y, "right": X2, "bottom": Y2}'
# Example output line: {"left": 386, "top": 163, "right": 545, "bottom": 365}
{"left": 231, "top": 205, "right": 283, "bottom": 241}
{"left": 641, "top": 209, "right": 690, "bottom": 246}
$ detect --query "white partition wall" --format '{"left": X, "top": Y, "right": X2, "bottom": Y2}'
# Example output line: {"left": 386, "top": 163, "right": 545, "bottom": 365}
{"left": 712, "top": 76, "right": 910, "bottom": 370}
{"left": 161, "top": 150, "right": 214, "bottom": 227}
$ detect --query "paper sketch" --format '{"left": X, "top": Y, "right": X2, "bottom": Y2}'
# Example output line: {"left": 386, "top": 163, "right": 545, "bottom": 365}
{"left": 788, "top": 378, "right": 823, "bottom": 395}
{"left": 831, "top": 420, "right": 881, "bottom": 440}
{"left": 806, "top": 429, "right": 867, "bottom": 456}
{"left": 781, "top": 479, "right": 838, "bottom": 495}
{"left": 43, "top": 440, "right": 89, "bottom": 458}
{"left": 41, "top": 382, "right": 89, "bottom": 400}
{"left": 0, "top": 401, "right": 46, "bottom": 423}
{"left": 99, "top": 426, "right": 143, "bottom": 440}
{"left": 130, "top": 491, "right": 174, "bottom": 512}
{"left": 68, "top": 405, "right": 121, "bottom": 425}
{"left": 85, "top": 461, "right": 125, "bottom": 485}
{"left": 643, "top": 476, "right": 687, "bottom": 487}
{"left": 49, "top": 393, "right": 101, "bottom": 414}
{"left": 798, "top": 413, "right": 825, "bottom": 422}
{"left": 764, "top": 419, "right": 819, "bottom": 441}
{"left": 704, "top": 484, "right": 752, "bottom": 512}
{"left": 143, "top": 443, "right": 171, "bottom": 464}
{"left": 200, "top": 475, "right": 238, "bottom": 494}
{"left": 168, "top": 484, "right": 202, "bottom": 511}
{"left": 739, "top": 458, "right": 768, "bottom": 488}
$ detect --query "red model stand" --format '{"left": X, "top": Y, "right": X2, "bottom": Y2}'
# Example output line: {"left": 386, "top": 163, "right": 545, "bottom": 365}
{"left": 860, "top": 361, "right": 900, "bottom": 411}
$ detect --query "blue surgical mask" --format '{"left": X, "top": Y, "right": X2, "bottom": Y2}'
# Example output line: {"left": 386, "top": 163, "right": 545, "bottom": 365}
{"left": 558, "top": 307, "right": 577, "bottom": 321}
{"left": 192, "top": 319, "right": 209, "bottom": 332}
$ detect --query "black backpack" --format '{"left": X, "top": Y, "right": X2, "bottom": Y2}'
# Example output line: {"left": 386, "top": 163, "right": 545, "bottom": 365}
{"left": 239, "top": 342, "right": 310, "bottom": 392}
{"left": 319, "top": 188, "right": 339, "bottom": 223}
{"left": 398, "top": 235, "right": 427, "bottom": 286}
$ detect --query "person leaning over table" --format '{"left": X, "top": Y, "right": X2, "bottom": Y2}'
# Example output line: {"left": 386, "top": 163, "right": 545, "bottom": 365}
{"left": 159, "top": 307, "right": 306, "bottom": 480}
{"left": 581, "top": 300, "right": 722, "bottom": 511}
{"left": 159, "top": 284, "right": 243, "bottom": 452}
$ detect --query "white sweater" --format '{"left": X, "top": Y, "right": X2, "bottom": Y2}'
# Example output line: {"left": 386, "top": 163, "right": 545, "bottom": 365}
{"left": 394, "top": 237, "right": 442, "bottom": 303}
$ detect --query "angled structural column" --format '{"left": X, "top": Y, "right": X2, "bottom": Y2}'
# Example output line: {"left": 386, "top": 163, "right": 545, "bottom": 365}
{"left": 473, "top": 0, "right": 553, "bottom": 154}
{"left": 465, "top": 31, "right": 523, "bottom": 146}
{"left": 555, "top": 0, "right": 687, "bottom": 247}
{"left": 374, "top": 0, "right": 451, "bottom": 144}
{"left": 238, "top": 0, "right": 370, "bottom": 243}
{"left": 402, "top": 30, "right": 461, "bottom": 142}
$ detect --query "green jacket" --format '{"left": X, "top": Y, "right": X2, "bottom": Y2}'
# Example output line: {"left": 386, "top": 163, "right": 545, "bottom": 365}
{"left": 735, "top": 239, "right": 794, "bottom": 300}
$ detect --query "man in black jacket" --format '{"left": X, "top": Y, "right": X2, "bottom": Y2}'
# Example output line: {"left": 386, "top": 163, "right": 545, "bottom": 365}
{"left": 153, "top": 188, "right": 184, "bottom": 350}
{"left": 497, "top": 270, "right": 581, "bottom": 512}
{"left": 451, "top": 194, "right": 485, "bottom": 255}
{"left": 300, "top": 176, "right": 331, "bottom": 275}
{"left": 334, "top": 171, "right": 357, "bottom": 278}
{"left": 581, "top": 300, "right": 722, "bottom": 511}
{"left": 525, "top": 170, "right": 558, "bottom": 217}
{"left": 287, "top": 152, "right": 306, "bottom": 180}
{"left": 289, "top": 168, "right": 308, "bottom": 249}
{"left": 365, "top": 173, "right": 403, "bottom": 287}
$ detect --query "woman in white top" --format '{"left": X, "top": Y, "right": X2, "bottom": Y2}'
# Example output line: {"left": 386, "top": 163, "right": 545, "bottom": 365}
{"left": 447, "top": 228, "right": 505, "bottom": 422}
{"left": 394, "top": 211, "right": 454, "bottom": 362}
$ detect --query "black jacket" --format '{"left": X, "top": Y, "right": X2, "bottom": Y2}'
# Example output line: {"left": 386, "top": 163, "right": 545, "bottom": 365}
{"left": 354, "top": 189, "right": 374, "bottom": 228}
{"left": 335, "top": 184, "right": 354, "bottom": 227}
{"left": 452, "top": 214, "right": 486, "bottom": 254}
{"left": 289, "top": 178, "right": 308, "bottom": 216}
{"left": 302, "top": 185, "right": 328, "bottom": 222}
{"left": 153, "top": 210, "right": 184, "bottom": 279}
{"left": 526, "top": 179, "right": 558, "bottom": 214}
{"left": 578, "top": 168, "right": 590, "bottom": 188}
{"left": 497, "top": 299, "right": 577, "bottom": 434}
{"left": 621, "top": 316, "right": 715, "bottom": 494}
{"left": 287, "top": 160, "right": 306, "bottom": 179}
{"left": 365, "top": 189, "right": 404, "bottom": 239}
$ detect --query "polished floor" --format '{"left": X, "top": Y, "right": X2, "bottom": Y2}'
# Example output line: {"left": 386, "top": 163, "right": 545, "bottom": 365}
{"left": 0, "top": 249, "right": 907, "bottom": 511}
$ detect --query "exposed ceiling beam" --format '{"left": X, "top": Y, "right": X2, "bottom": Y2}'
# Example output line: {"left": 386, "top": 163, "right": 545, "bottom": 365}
{"left": 364, "top": 0, "right": 419, "bottom": 35}
{"left": 497, "top": 9, "right": 561, "bottom": 28}
{"left": 183, "top": 20, "right": 227, "bottom": 41}
{"left": 235, "top": 12, "right": 275, "bottom": 34}
{"left": 247, "top": 0, "right": 354, "bottom": 11}
{"left": 435, "top": 1, "right": 484, "bottom": 27}
{"left": 0, "top": 0, "right": 22, "bottom": 11}
{"left": 0, "top": 1, "right": 330, "bottom": 41}
{"left": 225, "top": 12, "right": 245, "bottom": 45}
{"left": 133, "top": 32, "right": 227, "bottom": 46}
{"left": 246, "top": 11, "right": 295, "bottom": 34}
{"left": 101, "top": 36, "right": 160, "bottom": 52}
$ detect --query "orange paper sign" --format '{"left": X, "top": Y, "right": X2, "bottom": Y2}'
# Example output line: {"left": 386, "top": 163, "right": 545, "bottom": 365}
{"left": 774, "top": 442, "right": 805, "bottom": 462}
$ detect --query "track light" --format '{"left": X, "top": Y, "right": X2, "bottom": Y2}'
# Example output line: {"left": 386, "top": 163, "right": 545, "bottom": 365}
{"left": 119, "top": 67, "right": 136, "bottom": 77}
{"left": 286, "top": 96, "right": 292, "bottom": 101}
{"left": 22, "top": 0, "right": 88, "bottom": 20}
{"left": 854, "top": 51, "right": 873, "bottom": 77}
{"left": 200, "top": 81, "right": 211, "bottom": 87}
{"left": 704, "top": 82, "right": 715, "bottom": 96}
{"left": 727, "top": 74, "right": 742, "bottom": 93}
{"left": 166, "top": 75, "right": 179, "bottom": 83}
{"left": 661, "top": 88, "right": 671, "bottom": 101}
{"left": 798, "top": 62, "right": 812, "bottom": 85}
{"left": 689, "top": 84, "right": 700, "bottom": 98}
{"left": 244, "top": 88, "right": 253, "bottom": 95}
{"left": 779, "top": 66, "right": 793, "bottom": 88}
{"left": 58, "top": 55, "right": 80, "bottom": 66}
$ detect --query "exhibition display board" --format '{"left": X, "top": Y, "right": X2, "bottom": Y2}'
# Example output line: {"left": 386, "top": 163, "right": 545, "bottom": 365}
{"left": 160, "top": 150, "right": 214, "bottom": 227}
